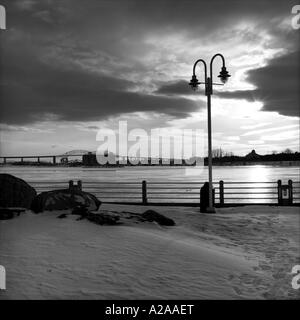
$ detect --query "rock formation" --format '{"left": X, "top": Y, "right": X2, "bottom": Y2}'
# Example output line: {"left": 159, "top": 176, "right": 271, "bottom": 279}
{"left": 0, "top": 174, "right": 37, "bottom": 208}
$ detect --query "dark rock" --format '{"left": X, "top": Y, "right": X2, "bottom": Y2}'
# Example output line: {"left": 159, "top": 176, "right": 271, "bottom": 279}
{"left": 142, "top": 210, "right": 175, "bottom": 226}
{"left": 0, "top": 208, "right": 15, "bottom": 220}
{"left": 0, "top": 174, "right": 37, "bottom": 209}
{"left": 31, "top": 189, "right": 101, "bottom": 213}
{"left": 57, "top": 213, "right": 68, "bottom": 219}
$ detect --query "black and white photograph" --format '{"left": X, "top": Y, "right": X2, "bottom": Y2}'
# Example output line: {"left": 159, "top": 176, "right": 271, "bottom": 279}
{"left": 0, "top": 0, "right": 299, "bottom": 304}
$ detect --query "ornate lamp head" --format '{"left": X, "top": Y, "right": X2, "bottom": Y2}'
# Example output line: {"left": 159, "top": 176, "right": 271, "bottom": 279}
{"left": 189, "top": 74, "right": 200, "bottom": 90}
{"left": 218, "top": 66, "right": 231, "bottom": 83}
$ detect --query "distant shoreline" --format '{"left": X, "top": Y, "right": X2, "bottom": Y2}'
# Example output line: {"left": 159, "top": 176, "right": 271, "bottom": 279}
{"left": 207, "top": 160, "right": 300, "bottom": 167}
{"left": 0, "top": 161, "right": 299, "bottom": 167}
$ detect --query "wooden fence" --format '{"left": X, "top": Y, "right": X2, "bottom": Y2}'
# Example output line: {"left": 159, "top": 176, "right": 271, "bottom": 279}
{"left": 29, "top": 180, "right": 300, "bottom": 206}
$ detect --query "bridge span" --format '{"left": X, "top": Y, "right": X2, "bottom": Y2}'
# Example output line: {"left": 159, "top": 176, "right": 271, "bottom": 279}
{"left": 0, "top": 154, "right": 180, "bottom": 165}
{"left": 0, "top": 154, "right": 83, "bottom": 164}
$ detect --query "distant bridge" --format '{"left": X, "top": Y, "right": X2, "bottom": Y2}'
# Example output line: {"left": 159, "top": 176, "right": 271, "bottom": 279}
{"left": 0, "top": 153, "right": 185, "bottom": 164}
{"left": 0, "top": 154, "right": 84, "bottom": 164}
{"left": 0, "top": 154, "right": 193, "bottom": 165}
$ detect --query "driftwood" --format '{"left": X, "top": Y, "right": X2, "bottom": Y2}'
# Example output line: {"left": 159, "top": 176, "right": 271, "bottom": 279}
{"left": 71, "top": 205, "right": 120, "bottom": 225}
{"left": 71, "top": 206, "right": 175, "bottom": 227}
{"left": 87, "top": 211, "right": 120, "bottom": 225}
{"left": 141, "top": 210, "right": 175, "bottom": 226}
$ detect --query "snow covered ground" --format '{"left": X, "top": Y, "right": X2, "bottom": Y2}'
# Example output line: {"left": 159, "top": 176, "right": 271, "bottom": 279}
{"left": 0, "top": 204, "right": 299, "bottom": 299}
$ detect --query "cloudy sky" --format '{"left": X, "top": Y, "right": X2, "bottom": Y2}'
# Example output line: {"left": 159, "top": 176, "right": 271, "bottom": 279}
{"left": 0, "top": 0, "right": 299, "bottom": 156}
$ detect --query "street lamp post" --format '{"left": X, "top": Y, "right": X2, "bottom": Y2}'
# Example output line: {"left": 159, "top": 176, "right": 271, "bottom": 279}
{"left": 189, "top": 54, "right": 230, "bottom": 213}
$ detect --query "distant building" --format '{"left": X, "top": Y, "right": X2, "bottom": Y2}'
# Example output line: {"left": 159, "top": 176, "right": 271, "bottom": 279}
{"left": 82, "top": 152, "right": 98, "bottom": 166}
{"left": 245, "top": 150, "right": 261, "bottom": 161}
{"left": 82, "top": 151, "right": 118, "bottom": 166}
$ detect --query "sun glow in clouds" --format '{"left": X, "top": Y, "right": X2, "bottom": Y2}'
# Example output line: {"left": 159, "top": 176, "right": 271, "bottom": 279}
{"left": 212, "top": 99, "right": 263, "bottom": 118}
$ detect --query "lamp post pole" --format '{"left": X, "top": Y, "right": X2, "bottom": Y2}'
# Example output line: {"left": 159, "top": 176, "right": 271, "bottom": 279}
{"left": 190, "top": 54, "right": 230, "bottom": 213}
{"left": 206, "top": 77, "right": 214, "bottom": 212}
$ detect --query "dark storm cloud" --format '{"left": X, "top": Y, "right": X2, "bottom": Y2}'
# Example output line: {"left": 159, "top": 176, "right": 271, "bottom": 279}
{"left": 8, "top": 0, "right": 294, "bottom": 31}
{"left": 0, "top": 0, "right": 298, "bottom": 125}
{"left": 0, "top": 47, "right": 200, "bottom": 124}
{"left": 1, "top": 0, "right": 209, "bottom": 125}
{"left": 217, "top": 51, "right": 300, "bottom": 117}
{"left": 156, "top": 81, "right": 192, "bottom": 95}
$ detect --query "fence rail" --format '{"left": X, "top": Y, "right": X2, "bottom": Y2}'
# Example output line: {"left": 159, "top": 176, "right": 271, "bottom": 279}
{"left": 27, "top": 179, "right": 300, "bottom": 206}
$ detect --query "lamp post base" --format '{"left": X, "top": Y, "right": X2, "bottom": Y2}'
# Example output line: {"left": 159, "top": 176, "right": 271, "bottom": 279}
{"left": 206, "top": 207, "right": 216, "bottom": 214}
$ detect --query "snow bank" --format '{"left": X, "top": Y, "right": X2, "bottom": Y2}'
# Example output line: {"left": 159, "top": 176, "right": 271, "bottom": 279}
{"left": 0, "top": 205, "right": 299, "bottom": 299}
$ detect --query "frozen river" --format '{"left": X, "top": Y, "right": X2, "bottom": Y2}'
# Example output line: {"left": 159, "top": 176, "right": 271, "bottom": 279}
{"left": 1, "top": 165, "right": 299, "bottom": 204}
{"left": 0, "top": 165, "right": 299, "bottom": 183}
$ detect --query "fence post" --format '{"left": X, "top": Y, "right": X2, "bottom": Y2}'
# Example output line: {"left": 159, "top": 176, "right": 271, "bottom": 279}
{"left": 219, "top": 180, "right": 224, "bottom": 206}
{"left": 288, "top": 180, "right": 293, "bottom": 205}
{"left": 277, "top": 180, "right": 282, "bottom": 205}
{"left": 142, "top": 180, "right": 147, "bottom": 205}
{"left": 68, "top": 180, "right": 76, "bottom": 207}
{"left": 78, "top": 180, "right": 82, "bottom": 191}
{"left": 69, "top": 180, "right": 74, "bottom": 190}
